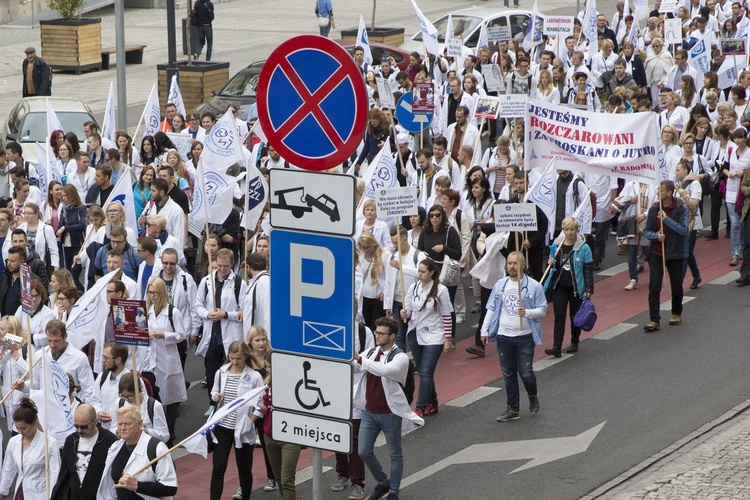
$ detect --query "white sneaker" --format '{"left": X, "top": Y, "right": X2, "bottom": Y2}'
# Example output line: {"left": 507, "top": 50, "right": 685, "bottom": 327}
{"left": 348, "top": 484, "right": 366, "bottom": 499}
{"left": 624, "top": 279, "right": 639, "bottom": 291}
{"left": 331, "top": 475, "right": 348, "bottom": 492}
{"left": 264, "top": 478, "right": 277, "bottom": 491}
{"left": 232, "top": 487, "right": 242, "bottom": 500}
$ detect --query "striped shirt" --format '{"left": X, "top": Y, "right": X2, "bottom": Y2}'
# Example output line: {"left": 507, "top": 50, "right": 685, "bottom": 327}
{"left": 219, "top": 373, "right": 242, "bottom": 429}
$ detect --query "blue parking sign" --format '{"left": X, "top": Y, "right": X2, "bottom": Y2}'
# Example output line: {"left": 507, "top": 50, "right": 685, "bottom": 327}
{"left": 270, "top": 229, "right": 354, "bottom": 361}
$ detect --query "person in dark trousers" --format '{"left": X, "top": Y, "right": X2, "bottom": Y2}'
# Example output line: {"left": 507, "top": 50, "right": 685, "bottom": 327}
{"left": 52, "top": 404, "right": 118, "bottom": 500}
{"left": 0, "top": 246, "right": 40, "bottom": 316}
{"left": 22, "top": 47, "right": 51, "bottom": 97}
{"left": 194, "top": 0, "right": 215, "bottom": 61}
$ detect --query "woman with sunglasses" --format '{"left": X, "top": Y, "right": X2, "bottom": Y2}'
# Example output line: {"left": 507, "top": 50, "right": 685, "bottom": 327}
{"left": 97, "top": 201, "right": 137, "bottom": 247}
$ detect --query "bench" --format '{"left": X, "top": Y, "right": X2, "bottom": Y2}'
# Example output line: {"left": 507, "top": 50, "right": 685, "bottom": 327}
{"left": 101, "top": 45, "right": 147, "bottom": 70}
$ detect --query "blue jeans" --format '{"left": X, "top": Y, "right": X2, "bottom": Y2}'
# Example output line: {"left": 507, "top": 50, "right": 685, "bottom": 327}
{"left": 496, "top": 334, "right": 537, "bottom": 411}
{"left": 726, "top": 202, "right": 742, "bottom": 256}
{"left": 391, "top": 301, "right": 407, "bottom": 352}
{"left": 627, "top": 244, "right": 647, "bottom": 280}
{"left": 318, "top": 20, "right": 332, "bottom": 37}
{"left": 195, "top": 26, "right": 213, "bottom": 60}
{"left": 407, "top": 338, "right": 442, "bottom": 411}
{"left": 358, "top": 410, "right": 403, "bottom": 494}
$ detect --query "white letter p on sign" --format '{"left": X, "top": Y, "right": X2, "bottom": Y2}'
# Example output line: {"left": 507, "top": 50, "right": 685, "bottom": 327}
{"left": 289, "top": 243, "right": 335, "bottom": 317}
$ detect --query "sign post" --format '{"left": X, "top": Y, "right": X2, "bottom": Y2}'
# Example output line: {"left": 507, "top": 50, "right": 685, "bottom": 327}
{"left": 20, "top": 263, "right": 33, "bottom": 390}
{"left": 112, "top": 298, "right": 150, "bottom": 410}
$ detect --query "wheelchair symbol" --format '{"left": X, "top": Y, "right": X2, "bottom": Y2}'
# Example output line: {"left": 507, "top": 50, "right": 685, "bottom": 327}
{"left": 294, "top": 361, "right": 331, "bottom": 411}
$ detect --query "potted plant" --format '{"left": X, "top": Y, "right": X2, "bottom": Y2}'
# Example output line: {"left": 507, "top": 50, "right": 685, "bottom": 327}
{"left": 40, "top": 0, "right": 103, "bottom": 74}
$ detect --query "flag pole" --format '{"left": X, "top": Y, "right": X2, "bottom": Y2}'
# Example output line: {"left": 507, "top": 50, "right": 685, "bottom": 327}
{"left": 132, "top": 104, "right": 148, "bottom": 144}
{"left": 0, "top": 354, "right": 42, "bottom": 406}
{"left": 396, "top": 225, "right": 407, "bottom": 300}
{"left": 470, "top": 117, "right": 486, "bottom": 167}
{"left": 539, "top": 244, "right": 562, "bottom": 284}
{"left": 26, "top": 313, "right": 34, "bottom": 391}
{"left": 199, "top": 163, "right": 217, "bottom": 310}
{"left": 131, "top": 346, "right": 141, "bottom": 411}
{"left": 42, "top": 350, "right": 50, "bottom": 500}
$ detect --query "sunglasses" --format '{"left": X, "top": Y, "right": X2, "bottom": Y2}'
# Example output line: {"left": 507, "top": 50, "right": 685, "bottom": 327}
{"left": 429, "top": 213, "right": 442, "bottom": 218}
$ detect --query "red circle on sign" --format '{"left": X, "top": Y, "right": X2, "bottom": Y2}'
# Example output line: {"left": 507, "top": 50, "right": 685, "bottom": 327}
{"left": 256, "top": 35, "right": 368, "bottom": 171}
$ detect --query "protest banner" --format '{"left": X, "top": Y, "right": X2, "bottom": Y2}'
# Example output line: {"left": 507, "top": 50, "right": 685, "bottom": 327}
{"left": 659, "top": 0, "right": 678, "bottom": 13}
{"left": 482, "top": 64, "right": 505, "bottom": 92}
{"left": 376, "top": 77, "right": 394, "bottom": 109}
{"left": 474, "top": 97, "right": 500, "bottom": 120}
{"left": 543, "top": 16, "right": 574, "bottom": 37}
{"left": 524, "top": 98, "right": 660, "bottom": 185}
{"left": 20, "top": 263, "right": 32, "bottom": 315}
{"left": 412, "top": 83, "right": 435, "bottom": 114}
{"left": 497, "top": 94, "right": 528, "bottom": 119}
{"left": 112, "top": 299, "right": 150, "bottom": 347}
{"left": 493, "top": 203, "right": 538, "bottom": 232}
{"left": 168, "top": 132, "right": 192, "bottom": 162}
{"left": 664, "top": 19, "right": 682, "bottom": 45}
{"left": 376, "top": 186, "right": 418, "bottom": 218}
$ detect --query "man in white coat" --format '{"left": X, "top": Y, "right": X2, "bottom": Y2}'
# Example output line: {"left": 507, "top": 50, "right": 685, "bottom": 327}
{"left": 97, "top": 404, "right": 178, "bottom": 499}
{"left": 239, "top": 252, "right": 270, "bottom": 342}
{"left": 439, "top": 76, "right": 475, "bottom": 137}
{"left": 445, "top": 106, "right": 481, "bottom": 164}
{"left": 157, "top": 248, "right": 198, "bottom": 370}
{"left": 91, "top": 341, "right": 130, "bottom": 433}
{"left": 353, "top": 317, "right": 423, "bottom": 500}
{"left": 415, "top": 149, "right": 450, "bottom": 210}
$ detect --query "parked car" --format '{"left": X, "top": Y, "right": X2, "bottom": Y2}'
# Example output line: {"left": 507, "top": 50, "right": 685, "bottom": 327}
{"left": 400, "top": 7, "right": 531, "bottom": 55}
{"left": 3, "top": 97, "right": 97, "bottom": 164}
{"left": 333, "top": 39, "right": 411, "bottom": 71}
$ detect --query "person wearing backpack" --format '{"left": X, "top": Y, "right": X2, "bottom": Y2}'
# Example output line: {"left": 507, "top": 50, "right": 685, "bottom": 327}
{"left": 96, "top": 404, "right": 178, "bottom": 500}
{"left": 91, "top": 341, "right": 131, "bottom": 434}
{"left": 401, "top": 257, "right": 453, "bottom": 418}
{"left": 114, "top": 372, "right": 170, "bottom": 444}
{"left": 542, "top": 217, "right": 594, "bottom": 358}
{"left": 353, "top": 317, "right": 423, "bottom": 500}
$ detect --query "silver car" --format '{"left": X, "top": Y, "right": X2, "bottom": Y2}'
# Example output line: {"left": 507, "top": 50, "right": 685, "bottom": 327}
{"left": 3, "top": 97, "right": 97, "bottom": 164}
{"left": 400, "top": 7, "right": 531, "bottom": 54}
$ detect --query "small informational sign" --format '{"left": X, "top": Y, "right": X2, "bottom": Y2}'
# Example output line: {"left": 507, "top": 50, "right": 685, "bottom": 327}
{"left": 721, "top": 38, "right": 746, "bottom": 55}
{"left": 543, "top": 16, "right": 574, "bottom": 37}
{"left": 663, "top": 18, "right": 682, "bottom": 46}
{"left": 112, "top": 299, "right": 150, "bottom": 347}
{"left": 497, "top": 94, "right": 528, "bottom": 119}
{"left": 488, "top": 25, "right": 513, "bottom": 42}
{"left": 412, "top": 83, "right": 435, "bottom": 114}
{"left": 20, "top": 263, "right": 32, "bottom": 315}
{"left": 474, "top": 96, "right": 500, "bottom": 120}
{"left": 482, "top": 64, "right": 505, "bottom": 92}
{"left": 375, "top": 186, "right": 419, "bottom": 217}
{"left": 376, "top": 77, "right": 394, "bottom": 109}
{"left": 494, "top": 203, "right": 538, "bottom": 232}
{"left": 447, "top": 37, "right": 464, "bottom": 59}
{"left": 659, "top": 0, "right": 678, "bottom": 13}
{"left": 167, "top": 132, "right": 192, "bottom": 162}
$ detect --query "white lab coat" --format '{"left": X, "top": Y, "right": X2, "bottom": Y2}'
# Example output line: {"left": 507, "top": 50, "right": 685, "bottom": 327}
{"left": 18, "top": 344, "right": 95, "bottom": 403}
{"left": 143, "top": 198, "right": 186, "bottom": 247}
{"left": 195, "top": 271, "right": 243, "bottom": 357}
{"left": 17, "top": 222, "right": 59, "bottom": 268}
{"left": 91, "top": 368, "right": 130, "bottom": 433}
{"left": 439, "top": 92, "right": 475, "bottom": 136}
{"left": 210, "top": 365, "right": 263, "bottom": 447}
{"left": 148, "top": 305, "right": 187, "bottom": 406}
{"left": 97, "top": 432, "right": 178, "bottom": 500}
{"left": 110, "top": 393, "right": 170, "bottom": 444}
{"left": 404, "top": 280, "right": 454, "bottom": 345}
{"left": 0, "top": 352, "right": 24, "bottom": 432}
{"left": 0, "top": 430, "right": 59, "bottom": 498}
{"left": 353, "top": 219, "right": 393, "bottom": 253}
{"left": 383, "top": 247, "right": 423, "bottom": 310}
{"left": 417, "top": 168, "right": 450, "bottom": 210}
{"left": 137, "top": 259, "right": 163, "bottom": 298}
{"left": 240, "top": 271, "right": 270, "bottom": 341}
{"left": 96, "top": 225, "right": 138, "bottom": 248}
{"left": 445, "top": 122, "right": 481, "bottom": 162}
{"left": 157, "top": 268, "right": 200, "bottom": 336}
{"left": 66, "top": 167, "right": 96, "bottom": 202}
{"left": 15, "top": 304, "right": 55, "bottom": 348}
{"left": 469, "top": 231, "right": 509, "bottom": 290}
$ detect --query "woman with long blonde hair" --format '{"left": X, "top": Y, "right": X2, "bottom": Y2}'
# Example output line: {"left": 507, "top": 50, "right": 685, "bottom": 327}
{"left": 357, "top": 231, "right": 389, "bottom": 330}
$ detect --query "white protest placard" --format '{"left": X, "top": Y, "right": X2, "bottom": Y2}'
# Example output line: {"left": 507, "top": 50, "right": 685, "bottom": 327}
{"left": 497, "top": 94, "right": 528, "bottom": 118}
{"left": 488, "top": 25, "right": 512, "bottom": 42}
{"left": 447, "top": 38, "right": 463, "bottom": 59}
{"left": 375, "top": 186, "right": 418, "bottom": 217}
{"left": 167, "top": 132, "right": 192, "bottom": 162}
{"left": 663, "top": 18, "right": 682, "bottom": 46}
{"left": 493, "top": 203, "right": 538, "bottom": 232}
{"left": 482, "top": 64, "right": 505, "bottom": 92}
{"left": 543, "top": 16, "right": 574, "bottom": 37}
{"left": 376, "top": 77, "right": 394, "bottom": 109}
{"left": 659, "top": 0, "right": 678, "bottom": 13}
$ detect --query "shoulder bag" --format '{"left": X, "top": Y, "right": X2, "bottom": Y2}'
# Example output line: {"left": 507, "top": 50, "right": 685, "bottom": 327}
{"left": 439, "top": 228, "right": 461, "bottom": 287}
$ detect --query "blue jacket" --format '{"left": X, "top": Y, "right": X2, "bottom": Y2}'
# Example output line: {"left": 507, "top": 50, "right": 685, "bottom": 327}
{"left": 486, "top": 275, "right": 547, "bottom": 345}
{"left": 544, "top": 233, "right": 594, "bottom": 298}
{"left": 94, "top": 243, "right": 140, "bottom": 280}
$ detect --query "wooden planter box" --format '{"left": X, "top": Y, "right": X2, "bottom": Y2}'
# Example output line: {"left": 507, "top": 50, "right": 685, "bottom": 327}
{"left": 340, "top": 27, "right": 405, "bottom": 47}
{"left": 39, "top": 18, "right": 102, "bottom": 74}
{"left": 157, "top": 61, "right": 230, "bottom": 114}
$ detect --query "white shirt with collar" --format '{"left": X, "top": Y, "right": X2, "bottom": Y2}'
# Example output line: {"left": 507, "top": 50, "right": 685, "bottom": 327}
{"left": 0, "top": 429, "right": 59, "bottom": 498}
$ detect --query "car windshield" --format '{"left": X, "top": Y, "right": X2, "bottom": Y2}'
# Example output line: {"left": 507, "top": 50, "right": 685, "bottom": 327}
{"left": 413, "top": 15, "right": 482, "bottom": 43}
{"left": 220, "top": 70, "right": 259, "bottom": 97}
{"left": 18, "top": 112, "right": 93, "bottom": 143}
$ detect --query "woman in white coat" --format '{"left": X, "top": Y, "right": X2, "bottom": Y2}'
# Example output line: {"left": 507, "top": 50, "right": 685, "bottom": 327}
{"left": 353, "top": 199, "right": 393, "bottom": 253}
{"left": 357, "top": 232, "right": 390, "bottom": 331}
{"left": 0, "top": 316, "right": 25, "bottom": 433}
{"left": 97, "top": 404, "right": 178, "bottom": 500}
{"left": 209, "top": 341, "right": 263, "bottom": 500}
{"left": 18, "top": 202, "right": 59, "bottom": 270}
{"left": 147, "top": 277, "right": 187, "bottom": 445}
{"left": 14, "top": 279, "right": 55, "bottom": 348}
{"left": 0, "top": 398, "right": 60, "bottom": 500}
{"left": 401, "top": 258, "right": 453, "bottom": 419}
{"left": 73, "top": 205, "right": 105, "bottom": 291}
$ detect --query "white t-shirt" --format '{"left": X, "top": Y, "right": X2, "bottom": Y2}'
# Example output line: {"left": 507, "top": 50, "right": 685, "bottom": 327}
{"left": 75, "top": 433, "right": 97, "bottom": 483}
{"left": 498, "top": 283, "right": 532, "bottom": 337}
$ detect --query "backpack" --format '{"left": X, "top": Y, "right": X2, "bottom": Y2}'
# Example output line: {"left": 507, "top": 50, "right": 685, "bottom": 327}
{"left": 368, "top": 346, "right": 415, "bottom": 405}
{"left": 99, "top": 369, "right": 152, "bottom": 397}
{"left": 572, "top": 297, "right": 597, "bottom": 331}
{"left": 357, "top": 323, "right": 375, "bottom": 353}
{"left": 189, "top": 7, "right": 199, "bottom": 26}
{"left": 573, "top": 177, "right": 597, "bottom": 218}
{"left": 119, "top": 396, "right": 156, "bottom": 431}
{"left": 202, "top": 274, "right": 242, "bottom": 307}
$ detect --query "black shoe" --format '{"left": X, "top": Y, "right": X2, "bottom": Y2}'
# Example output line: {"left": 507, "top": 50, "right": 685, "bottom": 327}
{"left": 689, "top": 278, "right": 701, "bottom": 289}
{"left": 496, "top": 407, "right": 520, "bottom": 421}
{"left": 566, "top": 342, "right": 578, "bottom": 353}
{"left": 737, "top": 278, "right": 750, "bottom": 286}
{"left": 592, "top": 263, "right": 602, "bottom": 271}
{"left": 529, "top": 395, "right": 540, "bottom": 415}
{"left": 544, "top": 347, "right": 561, "bottom": 358}
{"left": 705, "top": 233, "right": 719, "bottom": 240}
{"left": 368, "top": 481, "right": 390, "bottom": 500}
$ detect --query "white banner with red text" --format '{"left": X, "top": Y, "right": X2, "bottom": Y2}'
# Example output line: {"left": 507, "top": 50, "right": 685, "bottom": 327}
{"left": 524, "top": 99, "right": 661, "bottom": 185}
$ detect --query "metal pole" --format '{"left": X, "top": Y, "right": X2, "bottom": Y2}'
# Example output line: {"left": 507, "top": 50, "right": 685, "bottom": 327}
{"left": 167, "top": 0, "right": 177, "bottom": 66}
{"left": 312, "top": 449, "right": 322, "bottom": 500}
{"left": 115, "top": 0, "right": 127, "bottom": 130}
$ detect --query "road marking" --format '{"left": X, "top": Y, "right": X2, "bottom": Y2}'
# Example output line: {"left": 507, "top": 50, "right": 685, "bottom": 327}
{"left": 470, "top": 323, "right": 479, "bottom": 329}
{"left": 446, "top": 386, "right": 500, "bottom": 407}
{"left": 660, "top": 296, "right": 695, "bottom": 310}
{"left": 708, "top": 270, "right": 740, "bottom": 285}
{"left": 400, "top": 422, "right": 607, "bottom": 489}
{"left": 295, "top": 465, "right": 333, "bottom": 485}
{"left": 188, "top": 379, "right": 205, "bottom": 391}
{"left": 597, "top": 262, "right": 629, "bottom": 276}
{"left": 535, "top": 353, "right": 574, "bottom": 371}
{"left": 375, "top": 424, "right": 418, "bottom": 448}
{"left": 593, "top": 323, "right": 638, "bottom": 340}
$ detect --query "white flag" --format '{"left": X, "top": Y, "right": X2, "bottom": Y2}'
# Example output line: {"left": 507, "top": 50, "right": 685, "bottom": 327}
{"left": 30, "top": 350, "right": 74, "bottom": 443}
{"left": 46, "top": 98, "right": 64, "bottom": 139}
{"left": 524, "top": 158, "right": 557, "bottom": 239}
{"left": 687, "top": 31, "right": 712, "bottom": 83}
{"left": 34, "top": 142, "right": 52, "bottom": 198}
{"left": 571, "top": 186, "right": 593, "bottom": 235}
{"left": 410, "top": 0, "right": 440, "bottom": 56}
{"left": 103, "top": 166, "right": 138, "bottom": 236}
{"left": 249, "top": 119, "right": 267, "bottom": 143}
{"left": 361, "top": 141, "right": 398, "bottom": 202}
{"left": 202, "top": 108, "right": 247, "bottom": 171}
{"left": 523, "top": 1, "right": 543, "bottom": 52}
{"left": 657, "top": 138, "right": 669, "bottom": 182}
{"left": 582, "top": 0, "right": 598, "bottom": 63}
{"left": 476, "top": 22, "right": 489, "bottom": 55}
{"left": 143, "top": 83, "right": 161, "bottom": 138}
{"left": 356, "top": 15, "right": 373, "bottom": 65}
{"left": 192, "top": 157, "right": 237, "bottom": 225}
{"left": 181, "top": 385, "right": 266, "bottom": 458}
{"left": 66, "top": 270, "right": 119, "bottom": 349}
{"left": 102, "top": 82, "right": 117, "bottom": 144}
{"left": 242, "top": 163, "right": 269, "bottom": 230}
{"left": 717, "top": 55, "right": 744, "bottom": 88}
{"left": 168, "top": 74, "right": 187, "bottom": 118}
